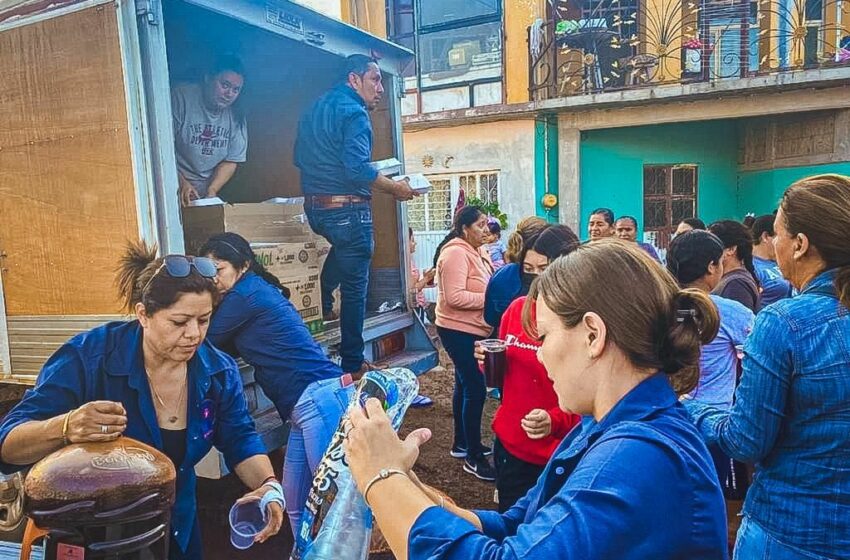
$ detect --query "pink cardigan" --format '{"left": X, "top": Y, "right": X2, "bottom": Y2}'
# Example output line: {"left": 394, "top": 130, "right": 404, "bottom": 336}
{"left": 435, "top": 238, "right": 493, "bottom": 337}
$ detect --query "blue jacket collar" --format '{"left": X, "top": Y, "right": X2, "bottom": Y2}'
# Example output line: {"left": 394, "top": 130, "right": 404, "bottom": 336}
{"left": 103, "top": 321, "right": 229, "bottom": 380}
{"left": 335, "top": 83, "right": 367, "bottom": 108}
{"left": 589, "top": 372, "right": 677, "bottom": 434}
{"left": 102, "top": 321, "right": 231, "bottom": 448}
{"left": 801, "top": 268, "right": 837, "bottom": 295}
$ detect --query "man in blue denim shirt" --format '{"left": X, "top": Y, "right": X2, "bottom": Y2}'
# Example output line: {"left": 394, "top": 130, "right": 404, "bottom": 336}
{"left": 295, "top": 54, "right": 416, "bottom": 375}
{"left": 684, "top": 177, "right": 850, "bottom": 560}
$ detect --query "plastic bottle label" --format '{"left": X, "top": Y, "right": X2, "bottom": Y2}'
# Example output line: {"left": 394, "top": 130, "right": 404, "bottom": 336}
{"left": 290, "top": 374, "right": 391, "bottom": 559}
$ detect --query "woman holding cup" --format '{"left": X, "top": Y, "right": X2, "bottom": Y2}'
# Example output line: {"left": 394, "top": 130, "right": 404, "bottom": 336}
{"left": 476, "top": 225, "right": 581, "bottom": 511}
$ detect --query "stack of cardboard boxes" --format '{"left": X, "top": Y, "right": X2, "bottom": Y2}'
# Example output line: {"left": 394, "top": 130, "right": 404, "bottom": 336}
{"left": 183, "top": 199, "right": 331, "bottom": 334}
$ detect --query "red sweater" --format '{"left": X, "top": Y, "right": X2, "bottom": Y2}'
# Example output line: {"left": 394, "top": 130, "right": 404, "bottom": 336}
{"left": 491, "top": 297, "right": 581, "bottom": 465}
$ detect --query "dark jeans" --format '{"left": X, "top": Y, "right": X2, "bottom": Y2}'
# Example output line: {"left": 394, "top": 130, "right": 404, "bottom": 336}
{"left": 708, "top": 443, "right": 732, "bottom": 491}
{"left": 437, "top": 326, "right": 486, "bottom": 459}
{"left": 307, "top": 204, "right": 374, "bottom": 373}
{"left": 494, "top": 438, "right": 545, "bottom": 512}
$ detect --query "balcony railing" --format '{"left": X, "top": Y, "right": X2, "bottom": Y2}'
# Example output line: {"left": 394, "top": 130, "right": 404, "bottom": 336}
{"left": 529, "top": 0, "right": 850, "bottom": 101}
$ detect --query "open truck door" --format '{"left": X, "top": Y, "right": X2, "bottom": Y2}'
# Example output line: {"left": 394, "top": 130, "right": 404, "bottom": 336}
{"left": 0, "top": 0, "right": 157, "bottom": 382}
{"left": 134, "top": 0, "right": 437, "bottom": 478}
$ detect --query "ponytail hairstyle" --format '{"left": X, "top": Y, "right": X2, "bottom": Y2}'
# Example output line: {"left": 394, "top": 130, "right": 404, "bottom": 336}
{"left": 505, "top": 216, "right": 548, "bottom": 264}
{"left": 750, "top": 214, "right": 776, "bottom": 245}
{"left": 781, "top": 174, "right": 850, "bottom": 309}
{"left": 115, "top": 241, "right": 219, "bottom": 314}
{"left": 432, "top": 206, "right": 484, "bottom": 268}
{"left": 666, "top": 230, "right": 725, "bottom": 286}
{"left": 708, "top": 220, "right": 759, "bottom": 287}
{"left": 522, "top": 239, "right": 719, "bottom": 395}
{"left": 199, "top": 232, "right": 291, "bottom": 298}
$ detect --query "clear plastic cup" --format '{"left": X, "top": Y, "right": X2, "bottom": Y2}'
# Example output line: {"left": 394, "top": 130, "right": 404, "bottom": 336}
{"left": 229, "top": 498, "right": 265, "bottom": 550}
{"left": 479, "top": 339, "right": 507, "bottom": 390}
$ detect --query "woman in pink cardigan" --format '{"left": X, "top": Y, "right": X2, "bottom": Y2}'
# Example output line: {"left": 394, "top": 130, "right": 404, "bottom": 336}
{"left": 433, "top": 206, "right": 495, "bottom": 481}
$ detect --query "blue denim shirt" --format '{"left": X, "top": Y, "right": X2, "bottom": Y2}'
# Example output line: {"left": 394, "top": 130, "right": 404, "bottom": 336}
{"left": 483, "top": 263, "right": 522, "bottom": 334}
{"left": 207, "top": 272, "right": 342, "bottom": 421}
{"left": 0, "top": 321, "right": 266, "bottom": 553}
{"left": 409, "top": 374, "right": 727, "bottom": 560}
{"left": 685, "top": 269, "right": 850, "bottom": 558}
{"left": 294, "top": 84, "right": 378, "bottom": 198}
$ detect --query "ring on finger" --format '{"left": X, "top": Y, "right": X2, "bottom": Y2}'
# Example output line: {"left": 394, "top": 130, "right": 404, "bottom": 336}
{"left": 101, "top": 424, "right": 108, "bottom": 434}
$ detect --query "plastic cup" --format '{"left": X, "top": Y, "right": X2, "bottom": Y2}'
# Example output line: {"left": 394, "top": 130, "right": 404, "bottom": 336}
{"left": 479, "top": 339, "right": 507, "bottom": 390}
{"left": 229, "top": 498, "right": 266, "bottom": 550}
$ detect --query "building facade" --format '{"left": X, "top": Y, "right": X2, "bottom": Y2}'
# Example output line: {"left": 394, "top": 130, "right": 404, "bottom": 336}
{"left": 337, "top": 0, "right": 850, "bottom": 261}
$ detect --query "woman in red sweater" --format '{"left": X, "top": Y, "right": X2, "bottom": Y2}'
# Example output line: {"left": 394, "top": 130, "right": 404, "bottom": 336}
{"left": 477, "top": 225, "right": 581, "bottom": 511}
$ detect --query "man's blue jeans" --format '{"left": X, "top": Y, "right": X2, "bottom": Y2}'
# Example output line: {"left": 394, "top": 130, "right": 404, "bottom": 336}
{"left": 283, "top": 376, "right": 354, "bottom": 538}
{"left": 735, "top": 516, "right": 830, "bottom": 560}
{"left": 307, "top": 204, "right": 374, "bottom": 373}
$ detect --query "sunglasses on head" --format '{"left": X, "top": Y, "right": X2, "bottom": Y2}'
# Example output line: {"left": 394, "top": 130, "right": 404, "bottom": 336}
{"left": 143, "top": 255, "right": 217, "bottom": 294}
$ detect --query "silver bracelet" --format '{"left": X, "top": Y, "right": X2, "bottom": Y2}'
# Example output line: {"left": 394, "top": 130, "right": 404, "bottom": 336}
{"left": 363, "top": 468, "right": 408, "bottom": 506}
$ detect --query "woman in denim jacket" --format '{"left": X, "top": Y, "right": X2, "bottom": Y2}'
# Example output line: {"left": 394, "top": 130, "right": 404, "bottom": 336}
{"left": 685, "top": 174, "right": 850, "bottom": 560}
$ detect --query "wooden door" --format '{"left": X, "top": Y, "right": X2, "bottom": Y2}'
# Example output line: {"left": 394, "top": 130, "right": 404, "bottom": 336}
{"left": 0, "top": 3, "right": 140, "bottom": 317}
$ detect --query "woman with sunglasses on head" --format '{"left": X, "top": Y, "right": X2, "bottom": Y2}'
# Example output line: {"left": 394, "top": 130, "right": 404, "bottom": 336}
{"left": 0, "top": 242, "right": 283, "bottom": 559}
{"left": 341, "top": 241, "right": 727, "bottom": 560}
{"left": 199, "top": 232, "right": 353, "bottom": 538}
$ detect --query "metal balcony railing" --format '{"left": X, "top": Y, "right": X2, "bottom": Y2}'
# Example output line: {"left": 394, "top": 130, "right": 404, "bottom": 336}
{"left": 529, "top": 0, "right": 850, "bottom": 101}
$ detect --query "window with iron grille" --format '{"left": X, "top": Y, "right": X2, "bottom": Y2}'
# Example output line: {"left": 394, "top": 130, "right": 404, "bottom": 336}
{"left": 408, "top": 172, "right": 500, "bottom": 233}
{"left": 407, "top": 178, "right": 452, "bottom": 233}
{"left": 643, "top": 164, "right": 698, "bottom": 249}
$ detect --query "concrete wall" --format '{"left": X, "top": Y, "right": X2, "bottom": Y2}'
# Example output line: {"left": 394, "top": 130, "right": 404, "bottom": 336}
{"left": 579, "top": 121, "right": 740, "bottom": 240}
{"left": 738, "top": 162, "right": 850, "bottom": 215}
{"left": 402, "top": 120, "right": 538, "bottom": 230}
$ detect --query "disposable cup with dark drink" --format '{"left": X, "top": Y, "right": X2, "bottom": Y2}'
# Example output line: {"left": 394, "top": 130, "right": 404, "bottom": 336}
{"left": 479, "top": 339, "right": 507, "bottom": 390}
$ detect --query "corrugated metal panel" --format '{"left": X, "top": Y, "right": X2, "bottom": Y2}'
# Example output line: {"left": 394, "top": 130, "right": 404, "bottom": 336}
{"left": 6, "top": 315, "right": 126, "bottom": 379}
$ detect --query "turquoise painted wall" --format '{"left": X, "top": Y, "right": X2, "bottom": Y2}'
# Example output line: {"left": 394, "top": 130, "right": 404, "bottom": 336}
{"left": 738, "top": 162, "right": 850, "bottom": 215}
{"left": 580, "top": 121, "right": 740, "bottom": 240}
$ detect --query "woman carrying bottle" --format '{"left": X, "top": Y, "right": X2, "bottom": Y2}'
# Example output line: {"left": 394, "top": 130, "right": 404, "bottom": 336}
{"left": 340, "top": 240, "right": 727, "bottom": 560}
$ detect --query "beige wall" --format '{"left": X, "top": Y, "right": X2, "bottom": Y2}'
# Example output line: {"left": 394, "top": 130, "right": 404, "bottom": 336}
{"left": 403, "top": 120, "right": 537, "bottom": 229}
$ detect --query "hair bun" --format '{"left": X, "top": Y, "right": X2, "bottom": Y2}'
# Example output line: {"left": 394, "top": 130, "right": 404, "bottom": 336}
{"left": 660, "top": 289, "right": 720, "bottom": 394}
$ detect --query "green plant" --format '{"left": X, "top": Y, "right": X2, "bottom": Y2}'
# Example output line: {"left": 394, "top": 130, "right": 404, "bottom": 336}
{"left": 467, "top": 197, "right": 509, "bottom": 229}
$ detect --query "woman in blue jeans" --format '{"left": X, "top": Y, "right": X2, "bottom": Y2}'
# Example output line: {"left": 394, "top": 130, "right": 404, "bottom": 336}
{"left": 684, "top": 174, "right": 850, "bottom": 560}
{"left": 200, "top": 233, "right": 353, "bottom": 537}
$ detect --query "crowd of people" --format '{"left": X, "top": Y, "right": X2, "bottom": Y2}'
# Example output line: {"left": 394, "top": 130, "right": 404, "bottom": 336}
{"left": 0, "top": 45, "right": 847, "bottom": 560}
{"left": 347, "top": 173, "right": 849, "bottom": 560}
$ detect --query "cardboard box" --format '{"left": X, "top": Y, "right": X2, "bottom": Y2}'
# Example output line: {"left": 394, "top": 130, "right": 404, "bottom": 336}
{"left": 182, "top": 202, "right": 312, "bottom": 254}
{"left": 253, "top": 242, "right": 321, "bottom": 280}
{"left": 281, "top": 272, "right": 323, "bottom": 334}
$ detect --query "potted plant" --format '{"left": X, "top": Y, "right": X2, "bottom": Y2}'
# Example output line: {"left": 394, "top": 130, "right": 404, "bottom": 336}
{"left": 683, "top": 37, "right": 703, "bottom": 74}
{"left": 467, "top": 197, "right": 508, "bottom": 229}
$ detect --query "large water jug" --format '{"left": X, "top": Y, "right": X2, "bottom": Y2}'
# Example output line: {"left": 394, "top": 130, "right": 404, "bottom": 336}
{"left": 290, "top": 368, "right": 418, "bottom": 560}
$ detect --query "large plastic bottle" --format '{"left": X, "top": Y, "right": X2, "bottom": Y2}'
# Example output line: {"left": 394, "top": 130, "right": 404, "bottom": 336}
{"left": 290, "top": 368, "right": 419, "bottom": 560}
